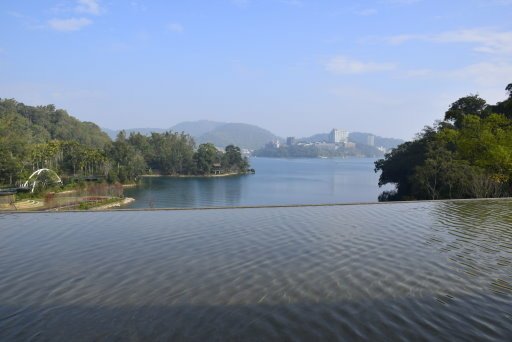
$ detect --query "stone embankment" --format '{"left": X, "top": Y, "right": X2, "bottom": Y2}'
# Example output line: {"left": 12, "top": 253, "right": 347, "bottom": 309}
{"left": 91, "top": 197, "right": 135, "bottom": 210}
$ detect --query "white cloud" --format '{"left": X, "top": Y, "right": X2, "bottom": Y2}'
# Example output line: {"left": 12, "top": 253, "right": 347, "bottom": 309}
{"left": 75, "top": 0, "right": 102, "bottom": 15}
{"left": 167, "top": 22, "right": 184, "bottom": 33}
{"left": 386, "top": 28, "right": 512, "bottom": 56}
{"left": 8, "top": 11, "right": 46, "bottom": 30}
{"left": 447, "top": 61, "right": 512, "bottom": 88}
{"left": 434, "top": 29, "right": 512, "bottom": 55}
{"left": 326, "top": 56, "right": 395, "bottom": 74}
{"left": 48, "top": 17, "right": 92, "bottom": 31}
{"left": 400, "top": 61, "right": 512, "bottom": 90}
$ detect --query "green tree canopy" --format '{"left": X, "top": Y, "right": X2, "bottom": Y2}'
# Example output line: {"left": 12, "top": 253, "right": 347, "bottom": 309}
{"left": 376, "top": 83, "right": 512, "bottom": 201}
{"left": 444, "top": 94, "right": 489, "bottom": 128}
{"left": 194, "top": 143, "right": 220, "bottom": 175}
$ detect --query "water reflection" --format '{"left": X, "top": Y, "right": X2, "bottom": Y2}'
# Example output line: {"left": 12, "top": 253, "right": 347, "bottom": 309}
{"left": 125, "top": 158, "right": 390, "bottom": 208}
{"left": 2, "top": 200, "right": 512, "bottom": 340}
{"left": 428, "top": 200, "right": 512, "bottom": 296}
{"left": 128, "top": 176, "right": 245, "bottom": 208}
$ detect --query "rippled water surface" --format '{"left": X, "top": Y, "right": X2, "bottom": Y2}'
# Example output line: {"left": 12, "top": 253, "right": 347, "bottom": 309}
{"left": 124, "top": 157, "right": 392, "bottom": 208}
{"left": 1, "top": 200, "right": 511, "bottom": 340}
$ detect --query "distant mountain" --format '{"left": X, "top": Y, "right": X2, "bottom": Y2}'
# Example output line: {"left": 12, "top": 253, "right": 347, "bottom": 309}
{"left": 103, "top": 121, "right": 227, "bottom": 140}
{"left": 299, "top": 133, "right": 329, "bottom": 143}
{"left": 104, "top": 121, "right": 402, "bottom": 151}
{"left": 104, "top": 121, "right": 278, "bottom": 150}
{"left": 170, "top": 120, "right": 225, "bottom": 137}
{"left": 101, "top": 127, "right": 118, "bottom": 139}
{"left": 197, "top": 123, "right": 278, "bottom": 150}
{"left": 299, "top": 131, "right": 403, "bottom": 149}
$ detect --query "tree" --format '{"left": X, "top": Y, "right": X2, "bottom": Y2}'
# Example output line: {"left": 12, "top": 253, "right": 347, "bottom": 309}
{"left": 377, "top": 84, "right": 512, "bottom": 201}
{"left": 491, "top": 83, "right": 512, "bottom": 119}
{"left": 107, "top": 131, "right": 147, "bottom": 182}
{"left": 194, "top": 143, "right": 219, "bottom": 175}
{"left": 0, "top": 147, "right": 22, "bottom": 186}
{"left": 444, "top": 94, "right": 489, "bottom": 128}
{"left": 375, "top": 126, "right": 437, "bottom": 200}
{"left": 223, "top": 145, "right": 247, "bottom": 172}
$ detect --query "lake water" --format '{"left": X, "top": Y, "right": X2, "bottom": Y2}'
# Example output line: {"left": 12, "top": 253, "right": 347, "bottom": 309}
{"left": 1, "top": 200, "right": 511, "bottom": 340}
{"left": 125, "top": 157, "right": 391, "bottom": 208}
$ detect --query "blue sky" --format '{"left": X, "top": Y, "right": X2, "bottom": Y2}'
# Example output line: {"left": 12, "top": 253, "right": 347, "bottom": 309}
{"left": 1, "top": 0, "right": 511, "bottom": 139}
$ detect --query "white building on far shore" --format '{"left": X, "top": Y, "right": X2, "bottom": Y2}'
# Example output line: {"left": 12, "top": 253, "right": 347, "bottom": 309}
{"left": 367, "top": 134, "right": 375, "bottom": 146}
{"left": 329, "top": 129, "right": 348, "bottom": 144}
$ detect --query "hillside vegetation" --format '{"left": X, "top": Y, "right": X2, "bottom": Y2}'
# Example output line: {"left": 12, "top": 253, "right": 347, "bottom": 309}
{"left": 376, "top": 83, "right": 512, "bottom": 201}
{"left": 0, "top": 99, "right": 249, "bottom": 188}
{"left": 0, "top": 99, "right": 111, "bottom": 148}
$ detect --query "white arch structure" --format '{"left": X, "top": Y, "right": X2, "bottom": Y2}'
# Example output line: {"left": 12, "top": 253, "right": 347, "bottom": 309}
{"left": 23, "top": 168, "right": 63, "bottom": 193}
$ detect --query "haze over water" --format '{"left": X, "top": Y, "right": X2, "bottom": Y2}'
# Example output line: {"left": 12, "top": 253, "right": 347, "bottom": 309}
{"left": 125, "top": 157, "right": 390, "bottom": 208}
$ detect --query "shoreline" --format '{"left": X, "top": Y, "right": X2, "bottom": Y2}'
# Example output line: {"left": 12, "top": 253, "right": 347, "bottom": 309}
{"left": 54, "top": 182, "right": 137, "bottom": 195}
{"left": 141, "top": 172, "right": 248, "bottom": 178}
{"left": 90, "top": 197, "right": 135, "bottom": 210}
{"left": 3, "top": 197, "right": 511, "bottom": 213}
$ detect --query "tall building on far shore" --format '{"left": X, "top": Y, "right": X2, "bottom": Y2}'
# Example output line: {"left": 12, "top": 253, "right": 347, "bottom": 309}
{"left": 266, "top": 140, "right": 280, "bottom": 148}
{"left": 286, "top": 137, "right": 296, "bottom": 146}
{"left": 367, "top": 134, "right": 375, "bottom": 146}
{"left": 329, "top": 129, "right": 348, "bottom": 144}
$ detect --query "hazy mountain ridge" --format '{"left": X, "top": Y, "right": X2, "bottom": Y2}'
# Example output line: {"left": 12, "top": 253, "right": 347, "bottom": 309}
{"left": 103, "top": 121, "right": 278, "bottom": 150}
{"left": 104, "top": 121, "right": 403, "bottom": 150}
{"left": 171, "top": 120, "right": 225, "bottom": 137}
{"left": 196, "top": 123, "right": 277, "bottom": 150}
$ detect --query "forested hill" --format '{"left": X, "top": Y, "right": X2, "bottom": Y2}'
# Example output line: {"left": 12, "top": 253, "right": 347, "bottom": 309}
{"left": 0, "top": 98, "right": 111, "bottom": 148}
{"left": 0, "top": 98, "right": 251, "bottom": 187}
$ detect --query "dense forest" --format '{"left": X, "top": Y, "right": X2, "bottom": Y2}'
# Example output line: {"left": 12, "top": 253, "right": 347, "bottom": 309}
{"left": 0, "top": 99, "right": 250, "bottom": 188}
{"left": 376, "top": 83, "right": 512, "bottom": 201}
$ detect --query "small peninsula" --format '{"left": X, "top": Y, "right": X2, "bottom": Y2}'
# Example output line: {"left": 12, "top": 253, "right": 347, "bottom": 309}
{"left": 0, "top": 99, "right": 251, "bottom": 211}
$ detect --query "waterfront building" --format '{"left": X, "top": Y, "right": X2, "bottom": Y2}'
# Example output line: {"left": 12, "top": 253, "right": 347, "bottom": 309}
{"left": 367, "top": 134, "right": 375, "bottom": 146}
{"left": 266, "top": 140, "right": 281, "bottom": 148}
{"left": 329, "top": 129, "right": 348, "bottom": 144}
{"left": 286, "top": 137, "right": 296, "bottom": 146}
